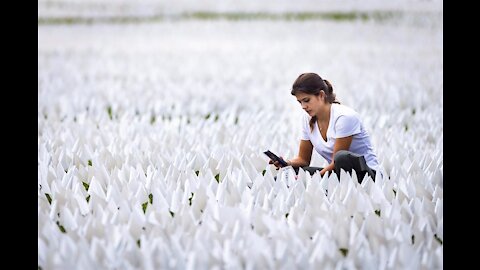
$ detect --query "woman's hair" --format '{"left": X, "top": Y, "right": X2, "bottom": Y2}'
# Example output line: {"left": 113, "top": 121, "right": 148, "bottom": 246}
{"left": 291, "top": 73, "right": 340, "bottom": 132}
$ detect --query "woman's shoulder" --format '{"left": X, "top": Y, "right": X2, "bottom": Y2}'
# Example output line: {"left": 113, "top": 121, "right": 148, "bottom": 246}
{"left": 332, "top": 103, "right": 359, "bottom": 117}
{"left": 299, "top": 112, "right": 314, "bottom": 133}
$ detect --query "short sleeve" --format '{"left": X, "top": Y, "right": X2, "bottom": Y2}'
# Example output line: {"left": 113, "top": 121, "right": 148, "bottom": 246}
{"left": 300, "top": 114, "right": 310, "bottom": 140}
{"left": 334, "top": 114, "right": 361, "bottom": 138}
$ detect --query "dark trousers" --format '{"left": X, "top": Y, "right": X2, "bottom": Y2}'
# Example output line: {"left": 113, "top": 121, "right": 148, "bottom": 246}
{"left": 294, "top": 150, "right": 376, "bottom": 183}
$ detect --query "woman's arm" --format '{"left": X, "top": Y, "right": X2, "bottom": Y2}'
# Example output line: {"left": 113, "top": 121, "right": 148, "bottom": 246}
{"left": 286, "top": 140, "right": 313, "bottom": 168}
{"left": 319, "top": 136, "right": 353, "bottom": 176}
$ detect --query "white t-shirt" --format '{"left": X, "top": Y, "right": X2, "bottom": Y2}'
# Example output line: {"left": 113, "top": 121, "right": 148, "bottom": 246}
{"left": 300, "top": 103, "right": 379, "bottom": 171}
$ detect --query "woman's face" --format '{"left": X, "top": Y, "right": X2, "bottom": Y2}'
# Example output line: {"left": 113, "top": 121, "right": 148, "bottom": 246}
{"left": 295, "top": 92, "right": 324, "bottom": 116}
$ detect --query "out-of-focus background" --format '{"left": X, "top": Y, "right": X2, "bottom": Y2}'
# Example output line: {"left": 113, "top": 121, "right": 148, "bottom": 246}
{"left": 38, "top": 0, "right": 443, "bottom": 268}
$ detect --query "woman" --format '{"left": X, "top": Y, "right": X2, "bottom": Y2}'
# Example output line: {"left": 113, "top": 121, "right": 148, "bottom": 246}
{"left": 269, "top": 72, "right": 379, "bottom": 182}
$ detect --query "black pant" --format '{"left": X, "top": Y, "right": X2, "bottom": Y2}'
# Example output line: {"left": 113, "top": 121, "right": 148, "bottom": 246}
{"left": 294, "top": 150, "right": 376, "bottom": 183}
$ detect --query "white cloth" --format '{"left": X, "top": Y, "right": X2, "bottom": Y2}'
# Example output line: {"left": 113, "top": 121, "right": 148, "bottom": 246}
{"left": 300, "top": 103, "right": 379, "bottom": 171}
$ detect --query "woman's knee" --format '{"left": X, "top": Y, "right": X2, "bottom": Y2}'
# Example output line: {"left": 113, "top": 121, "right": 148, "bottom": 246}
{"left": 334, "top": 150, "right": 351, "bottom": 164}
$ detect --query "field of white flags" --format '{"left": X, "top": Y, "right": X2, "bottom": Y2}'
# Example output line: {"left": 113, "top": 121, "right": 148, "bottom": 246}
{"left": 38, "top": 0, "right": 443, "bottom": 269}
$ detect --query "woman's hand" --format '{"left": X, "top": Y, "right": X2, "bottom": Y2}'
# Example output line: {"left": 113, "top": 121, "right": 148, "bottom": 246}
{"left": 269, "top": 156, "right": 289, "bottom": 170}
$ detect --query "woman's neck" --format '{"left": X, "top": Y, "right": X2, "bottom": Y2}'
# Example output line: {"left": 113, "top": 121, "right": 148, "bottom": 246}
{"left": 316, "top": 103, "right": 331, "bottom": 122}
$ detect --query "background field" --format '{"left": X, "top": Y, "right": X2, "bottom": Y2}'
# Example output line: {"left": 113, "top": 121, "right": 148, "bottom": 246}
{"left": 38, "top": 0, "right": 443, "bottom": 269}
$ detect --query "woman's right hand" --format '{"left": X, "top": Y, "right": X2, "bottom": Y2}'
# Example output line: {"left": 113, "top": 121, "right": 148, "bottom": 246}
{"left": 269, "top": 156, "right": 288, "bottom": 170}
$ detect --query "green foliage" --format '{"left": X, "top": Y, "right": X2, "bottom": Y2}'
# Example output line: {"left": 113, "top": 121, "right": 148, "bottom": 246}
{"left": 215, "top": 173, "right": 220, "bottom": 183}
{"left": 56, "top": 221, "right": 66, "bottom": 233}
{"left": 137, "top": 239, "right": 141, "bottom": 248}
{"left": 189, "top": 11, "right": 398, "bottom": 22}
{"left": 88, "top": 160, "right": 92, "bottom": 166}
{"left": 148, "top": 193, "right": 153, "bottom": 204}
{"left": 375, "top": 209, "right": 381, "bottom": 217}
{"left": 45, "top": 193, "right": 52, "bottom": 204}
{"left": 262, "top": 169, "right": 266, "bottom": 176}
{"left": 188, "top": 193, "right": 194, "bottom": 206}
{"left": 322, "top": 12, "right": 364, "bottom": 21}
{"left": 82, "top": 181, "right": 89, "bottom": 191}
{"left": 107, "top": 106, "right": 113, "bottom": 120}
{"left": 38, "top": 11, "right": 402, "bottom": 25}
{"left": 142, "top": 202, "right": 148, "bottom": 213}
{"left": 434, "top": 234, "right": 443, "bottom": 245}
{"left": 86, "top": 195, "right": 91, "bottom": 203}
{"left": 339, "top": 248, "right": 348, "bottom": 257}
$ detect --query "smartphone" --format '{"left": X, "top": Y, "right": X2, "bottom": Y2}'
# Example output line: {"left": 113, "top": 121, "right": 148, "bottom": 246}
{"left": 263, "top": 150, "right": 289, "bottom": 167}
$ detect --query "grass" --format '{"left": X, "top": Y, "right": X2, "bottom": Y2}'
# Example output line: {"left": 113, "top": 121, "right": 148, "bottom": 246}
{"left": 188, "top": 11, "right": 398, "bottom": 21}
{"left": 142, "top": 202, "right": 148, "bottom": 213}
{"left": 82, "top": 181, "right": 89, "bottom": 191}
{"left": 107, "top": 106, "right": 113, "bottom": 120}
{"left": 188, "top": 193, "right": 194, "bottom": 206}
{"left": 45, "top": 193, "right": 52, "bottom": 204}
{"left": 56, "top": 221, "right": 66, "bottom": 233}
{"left": 434, "top": 234, "right": 443, "bottom": 245}
{"left": 38, "top": 11, "right": 405, "bottom": 25}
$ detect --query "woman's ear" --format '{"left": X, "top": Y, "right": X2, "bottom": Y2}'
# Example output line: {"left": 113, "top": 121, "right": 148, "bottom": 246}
{"left": 319, "top": 90, "right": 326, "bottom": 101}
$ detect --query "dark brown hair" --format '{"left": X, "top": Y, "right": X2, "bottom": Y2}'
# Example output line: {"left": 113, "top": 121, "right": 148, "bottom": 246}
{"left": 291, "top": 73, "right": 340, "bottom": 132}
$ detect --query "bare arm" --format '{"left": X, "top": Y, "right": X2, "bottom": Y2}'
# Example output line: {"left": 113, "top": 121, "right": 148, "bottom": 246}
{"left": 319, "top": 136, "right": 353, "bottom": 176}
{"left": 286, "top": 140, "right": 313, "bottom": 168}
